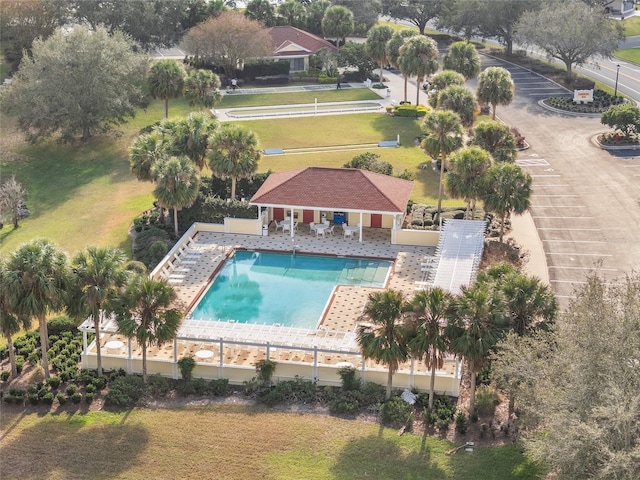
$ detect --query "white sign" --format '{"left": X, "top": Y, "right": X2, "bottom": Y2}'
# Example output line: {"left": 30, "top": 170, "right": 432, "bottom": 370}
{"left": 573, "top": 89, "right": 594, "bottom": 104}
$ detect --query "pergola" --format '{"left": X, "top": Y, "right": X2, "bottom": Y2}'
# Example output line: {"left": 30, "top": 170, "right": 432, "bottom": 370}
{"left": 249, "top": 167, "right": 414, "bottom": 242}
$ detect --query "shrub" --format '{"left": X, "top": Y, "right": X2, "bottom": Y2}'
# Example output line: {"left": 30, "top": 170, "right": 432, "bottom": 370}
{"left": 394, "top": 104, "right": 429, "bottom": 118}
{"left": 65, "top": 384, "right": 78, "bottom": 396}
{"left": 85, "top": 383, "right": 97, "bottom": 394}
{"left": 110, "top": 368, "right": 127, "bottom": 381}
{"left": 177, "top": 356, "right": 196, "bottom": 381}
{"left": 475, "top": 385, "right": 499, "bottom": 415}
{"left": 360, "top": 382, "right": 386, "bottom": 406}
{"left": 85, "top": 392, "right": 94, "bottom": 404}
{"left": 71, "top": 393, "right": 82, "bottom": 404}
{"left": 91, "top": 376, "right": 107, "bottom": 390}
{"left": 329, "top": 390, "right": 363, "bottom": 415}
{"left": 148, "top": 374, "right": 170, "bottom": 396}
{"left": 56, "top": 393, "right": 67, "bottom": 405}
{"left": 47, "top": 316, "right": 77, "bottom": 336}
{"left": 1, "top": 371, "right": 10, "bottom": 382}
{"left": 337, "top": 367, "right": 360, "bottom": 392}
{"left": 104, "top": 375, "right": 146, "bottom": 407}
{"left": 255, "top": 359, "right": 277, "bottom": 387}
{"left": 133, "top": 227, "right": 171, "bottom": 269}
{"left": 208, "top": 378, "right": 229, "bottom": 397}
{"left": 192, "top": 377, "right": 208, "bottom": 395}
{"left": 176, "top": 380, "right": 197, "bottom": 396}
{"left": 381, "top": 397, "right": 414, "bottom": 429}
{"left": 455, "top": 411, "right": 468, "bottom": 434}
{"left": 42, "top": 392, "right": 55, "bottom": 405}
{"left": 28, "top": 393, "right": 40, "bottom": 405}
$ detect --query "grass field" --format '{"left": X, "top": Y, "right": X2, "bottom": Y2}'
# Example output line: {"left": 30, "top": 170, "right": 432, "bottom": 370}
{"left": 0, "top": 101, "right": 449, "bottom": 256}
{"left": 218, "top": 88, "right": 381, "bottom": 108}
{"left": 614, "top": 47, "right": 640, "bottom": 65}
{"left": 623, "top": 16, "right": 640, "bottom": 36}
{"left": 0, "top": 405, "right": 543, "bottom": 480}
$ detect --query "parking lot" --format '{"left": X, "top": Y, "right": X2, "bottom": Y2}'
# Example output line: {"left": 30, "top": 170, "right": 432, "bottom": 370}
{"left": 480, "top": 54, "right": 640, "bottom": 309}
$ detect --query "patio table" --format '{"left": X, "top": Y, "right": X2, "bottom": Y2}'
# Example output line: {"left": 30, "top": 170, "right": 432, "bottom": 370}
{"left": 195, "top": 349, "right": 214, "bottom": 360}
{"left": 105, "top": 340, "right": 124, "bottom": 350}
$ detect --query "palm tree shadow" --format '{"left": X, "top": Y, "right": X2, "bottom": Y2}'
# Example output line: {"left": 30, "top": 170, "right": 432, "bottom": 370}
{"left": 329, "top": 432, "right": 446, "bottom": 479}
{"left": 1, "top": 413, "right": 149, "bottom": 478}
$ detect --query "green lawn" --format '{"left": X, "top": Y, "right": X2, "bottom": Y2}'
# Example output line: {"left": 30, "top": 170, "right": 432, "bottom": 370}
{"left": 0, "top": 108, "right": 452, "bottom": 257}
{"left": 622, "top": 16, "right": 640, "bottom": 36}
{"left": 0, "top": 98, "right": 195, "bottom": 256}
{"left": 218, "top": 88, "right": 381, "bottom": 108}
{"left": 614, "top": 47, "right": 640, "bottom": 65}
{"left": 0, "top": 406, "right": 543, "bottom": 479}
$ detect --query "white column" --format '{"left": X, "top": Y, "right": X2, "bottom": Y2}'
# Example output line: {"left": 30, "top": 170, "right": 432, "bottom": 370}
{"left": 358, "top": 212, "right": 363, "bottom": 242}
{"left": 290, "top": 207, "right": 295, "bottom": 237}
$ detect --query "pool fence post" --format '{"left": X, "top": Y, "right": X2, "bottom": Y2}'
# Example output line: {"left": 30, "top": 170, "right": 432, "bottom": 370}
{"left": 172, "top": 338, "right": 179, "bottom": 379}
{"left": 219, "top": 338, "right": 225, "bottom": 378}
{"left": 313, "top": 347, "right": 318, "bottom": 382}
{"left": 315, "top": 97, "right": 317, "bottom": 115}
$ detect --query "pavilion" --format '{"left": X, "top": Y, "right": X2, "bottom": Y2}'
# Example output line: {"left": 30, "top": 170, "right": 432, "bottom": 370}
{"left": 249, "top": 167, "right": 414, "bottom": 242}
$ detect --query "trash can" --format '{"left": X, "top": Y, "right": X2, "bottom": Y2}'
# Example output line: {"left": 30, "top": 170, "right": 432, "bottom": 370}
{"left": 386, "top": 88, "right": 391, "bottom": 98}
{"left": 262, "top": 224, "right": 268, "bottom": 236}
{"left": 333, "top": 212, "right": 345, "bottom": 225}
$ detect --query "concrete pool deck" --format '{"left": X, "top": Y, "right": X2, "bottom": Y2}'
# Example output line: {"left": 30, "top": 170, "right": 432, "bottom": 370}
{"left": 165, "top": 225, "right": 435, "bottom": 330}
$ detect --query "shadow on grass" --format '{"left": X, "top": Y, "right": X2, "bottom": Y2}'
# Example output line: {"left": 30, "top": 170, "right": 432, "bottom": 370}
{"left": 1, "top": 410, "right": 148, "bottom": 478}
{"left": 446, "top": 443, "right": 545, "bottom": 480}
{"left": 329, "top": 431, "right": 448, "bottom": 480}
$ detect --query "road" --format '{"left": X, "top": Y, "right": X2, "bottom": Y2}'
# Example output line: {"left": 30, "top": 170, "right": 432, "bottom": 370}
{"left": 479, "top": 54, "right": 640, "bottom": 308}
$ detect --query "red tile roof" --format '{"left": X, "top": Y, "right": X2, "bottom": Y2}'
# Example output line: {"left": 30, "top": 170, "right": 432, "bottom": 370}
{"left": 268, "top": 26, "right": 338, "bottom": 57}
{"left": 249, "top": 167, "right": 414, "bottom": 214}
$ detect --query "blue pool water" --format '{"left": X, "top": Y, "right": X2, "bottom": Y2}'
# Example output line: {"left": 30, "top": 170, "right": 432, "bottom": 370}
{"left": 190, "top": 251, "right": 391, "bottom": 328}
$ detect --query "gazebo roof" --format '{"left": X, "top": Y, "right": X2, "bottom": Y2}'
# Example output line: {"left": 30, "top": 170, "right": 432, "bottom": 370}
{"left": 249, "top": 167, "right": 414, "bottom": 214}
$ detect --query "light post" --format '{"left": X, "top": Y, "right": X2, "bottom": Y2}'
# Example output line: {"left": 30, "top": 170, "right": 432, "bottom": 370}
{"left": 614, "top": 64, "right": 620, "bottom": 97}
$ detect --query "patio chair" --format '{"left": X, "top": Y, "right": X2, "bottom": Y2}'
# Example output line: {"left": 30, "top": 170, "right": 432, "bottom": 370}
{"left": 309, "top": 222, "right": 316, "bottom": 234}
{"left": 326, "top": 225, "right": 335, "bottom": 236}
{"left": 343, "top": 228, "right": 354, "bottom": 239}
{"left": 275, "top": 220, "right": 285, "bottom": 233}
{"left": 282, "top": 221, "right": 298, "bottom": 234}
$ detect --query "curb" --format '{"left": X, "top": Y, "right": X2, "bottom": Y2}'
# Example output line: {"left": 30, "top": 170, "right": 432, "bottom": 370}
{"left": 590, "top": 134, "right": 640, "bottom": 150}
{"left": 537, "top": 100, "right": 602, "bottom": 118}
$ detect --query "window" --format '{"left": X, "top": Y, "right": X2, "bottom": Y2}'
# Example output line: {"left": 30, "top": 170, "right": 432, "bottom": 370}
{"left": 291, "top": 58, "right": 305, "bottom": 71}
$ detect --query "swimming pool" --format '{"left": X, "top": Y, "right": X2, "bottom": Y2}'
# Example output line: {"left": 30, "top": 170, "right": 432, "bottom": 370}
{"left": 189, "top": 250, "right": 392, "bottom": 328}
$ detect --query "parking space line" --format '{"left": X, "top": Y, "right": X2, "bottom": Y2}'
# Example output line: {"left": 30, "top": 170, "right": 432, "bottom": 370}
{"left": 538, "top": 227, "right": 600, "bottom": 231}
{"left": 547, "top": 252, "right": 613, "bottom": 256}
{"left": 542, "top": 239, "right": 607, "bottom": 243}
{"left": 532, "top": 216, "right": 593, "bottom": 219}
{"left": 549, "top": 266, "right": 618, "bottom": 271}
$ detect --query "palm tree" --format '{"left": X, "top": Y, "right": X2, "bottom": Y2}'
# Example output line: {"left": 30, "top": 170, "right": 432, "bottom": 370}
{"left": 129, "top": 130, "right": 171, "bottom": 182}
{"left": 421, "top": 110, "right": 464, "bottom": 222}
{"left": 208, "top": 123, "right": 261, "bottom": 200}
{"left": 152, "top": 156, "right": 201, "bottom": 236}
{"left": 113, "top": 275, "right": 181, "bottom": 383}
{"left": 245, "top": 0, "right": 277, "bottom": 27}
{"left": 445, "top": 146, "right": 493, "bottom": 219}
{"left": 167, "top": 113, "right": 218, "bottom": 171}
{"left": 386, "top": 29, "right": 417, "bottom": 102}
{"left": 184, "top": 69, "right": 221, "bottom": 112}
{"left": 428, "top": 70, "right": 466, "bottom": 108}
{"left": 447, "top": 282, "right": 508, "bottom": 417}
{"left": 443, "top": 41, "right": 481, "bottom": 80}
{"left": 321, "top": 5, "right": 354, "bottom": 47}
{"left": 366, "top": 25, "right": 394, "bottom": 87}
{"left": 477, "top": 263, "right": 558, "bottom": 336}
{"left": 277, "top": 0, "right": 307, "bottom": 28}
{"left": 482, "top": 163, "right": 532, "bottom": 242}
{"left": 436, "top": 85, "right": 478, "bottom": 127}
{"left": 0, "top": 259, "right": 30, "bottom": 379}
{"left": 397, "top": 35, "right": 439, "bottom": 106}
{"left": 357, "top": 289, "right": 408, "bottom": 400}
{"left": 471, "top": 121, "right": 517, "bottom": 163}
{"left": 408, "top": 287, "right": 454, "bottom": 410}
{"left": 476, "top": 66, "right": 515, "bottom": 121}
{"left": 148, "top": 59, "right": 186, "bottom": 119}
{"left": 71, "top": 246, "right": 128, "bottom": 377}
{"left": 4, "top": 239, "right": 70, "bottom": 379}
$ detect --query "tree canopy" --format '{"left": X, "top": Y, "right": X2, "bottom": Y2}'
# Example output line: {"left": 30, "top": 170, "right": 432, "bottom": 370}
{"left": 322, "top": 5, "right": 354, "bottom": 45}
{"left": 516, "top": 1, "right": 624, "bottom": 83}
{"left": 475, "top": 67, "right": 514, "bottom": 121}
{"left": 383, "top": 0, "right": 443, "bottom": 35}
{"left": 492, "top": 273, "right": 640, "bottom": 479}
{"left": 443, "top": 41, "right": 480, "bottom": 80}
{"left": 3, "top": 25, "right": 148, "bottom": 142}
{"left": 182, "top": 12, "right": 273, "bottom": 79}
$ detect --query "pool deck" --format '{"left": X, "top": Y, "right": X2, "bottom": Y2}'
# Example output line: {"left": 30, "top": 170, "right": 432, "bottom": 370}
{"left": 164, "top": 225, "right": 434, "bottom": 332}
